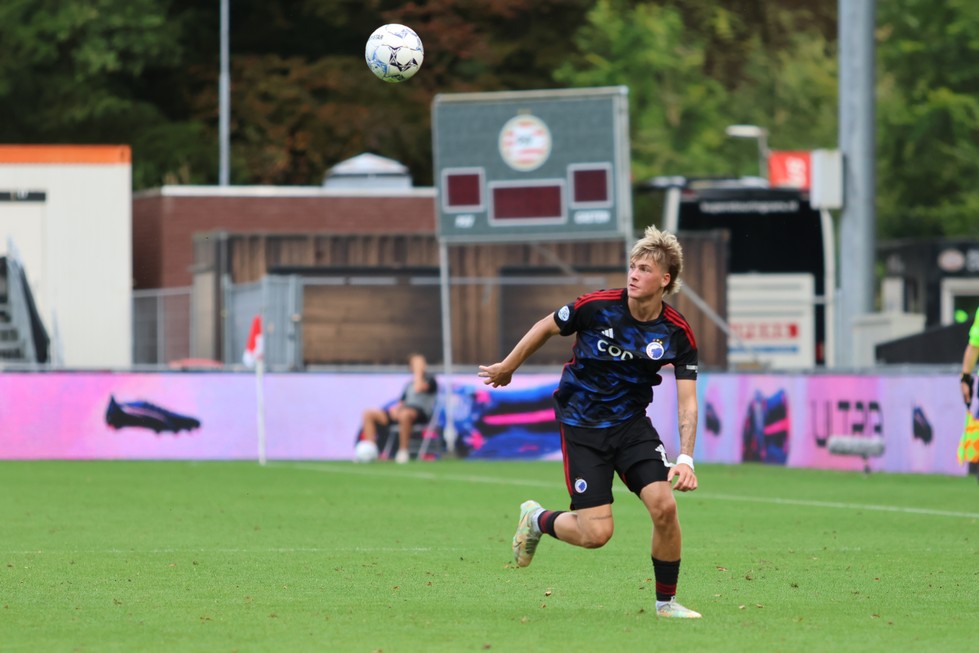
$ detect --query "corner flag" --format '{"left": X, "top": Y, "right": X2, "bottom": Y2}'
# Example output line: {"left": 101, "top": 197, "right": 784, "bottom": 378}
{"left": 242, "top": 316, "right": 263, "bottom": 367}
{"left": 242, "top": 314, "right": 267, "bottom": 465}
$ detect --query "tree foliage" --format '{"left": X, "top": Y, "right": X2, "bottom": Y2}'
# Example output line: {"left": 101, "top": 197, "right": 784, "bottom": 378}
{"left": 0, "top": 0, "right": 976, "bottom": 238}
{"left": 0, "top": 0, "right": 215, "bottom": 188}
{"left": 875, "top": 0, "right": 979, "bottom": 238}
{"left": 554, "top": 1, "right": 730, "bottom": 181}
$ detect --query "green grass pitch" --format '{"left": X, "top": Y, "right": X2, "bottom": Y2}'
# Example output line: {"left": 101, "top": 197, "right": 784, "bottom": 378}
{"left": 1, "top": 460, "right": 976, "bottom": 652}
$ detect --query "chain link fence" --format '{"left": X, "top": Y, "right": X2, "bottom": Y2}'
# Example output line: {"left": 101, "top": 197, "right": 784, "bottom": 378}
{"left": 134, "top": 276, "right": 303, "bottom": 369}
{"left": 132, "top": 287, "right": 192, "bottom": 365}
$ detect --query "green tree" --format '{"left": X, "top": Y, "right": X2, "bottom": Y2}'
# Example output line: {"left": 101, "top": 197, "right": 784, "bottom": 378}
{"left": 4, "top": 0, "right": 975, "bottom": 240}
{"left": 876, "top": 0, "right": 979, "bottom": 238}
{"left": 182, "top": 0, "right": 593, "bottom": 186}
{"left": 553, "top": 1, "right": 842, "bottom": 181}
{"left": 722, "top": 27, "right": 838, "bottom": 171}
{"left": 0, "top": 0, "right": 215, "bottom": 188}
{"left": 556, "top": 0, "right": 979, "bottom": 246}
{"left": 553, "top": 0, "right": 731, "bottom": 182}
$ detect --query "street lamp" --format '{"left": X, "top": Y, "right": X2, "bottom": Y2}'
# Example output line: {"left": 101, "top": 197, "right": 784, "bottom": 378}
{"left": 725, "top": 124, "right": 769, "bottom": 180}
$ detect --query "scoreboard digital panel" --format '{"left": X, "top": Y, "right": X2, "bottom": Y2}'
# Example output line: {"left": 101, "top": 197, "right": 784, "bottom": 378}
{"left": 442, "top": 168, "right": 484, "bottom": 211}
{"left": 433, "top": 87, "right": 632, "bottom": 243}
{"left": 570, "top": 163, "right": 611, "bottom": 206}
{"left": 490, "top": 180, "right": 564, "bottom": 224}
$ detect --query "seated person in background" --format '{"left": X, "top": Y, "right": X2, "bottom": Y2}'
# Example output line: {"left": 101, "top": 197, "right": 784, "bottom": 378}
{"left": 360, "top": 353, "right": 438, "bottom": 463}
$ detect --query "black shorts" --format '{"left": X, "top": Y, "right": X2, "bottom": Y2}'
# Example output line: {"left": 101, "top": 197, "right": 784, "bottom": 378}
{"left": 560, "top": 415, "right": 671, "bottom": 510}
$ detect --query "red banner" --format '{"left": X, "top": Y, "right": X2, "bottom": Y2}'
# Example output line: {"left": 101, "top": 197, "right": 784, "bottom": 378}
{"left": 768, "top": 150, "right": 811, "bottom": 189}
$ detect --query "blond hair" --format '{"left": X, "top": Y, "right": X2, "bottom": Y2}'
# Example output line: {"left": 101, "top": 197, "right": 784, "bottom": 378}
{"left": 630, "top": 225, "right": 684, "bottom": 296}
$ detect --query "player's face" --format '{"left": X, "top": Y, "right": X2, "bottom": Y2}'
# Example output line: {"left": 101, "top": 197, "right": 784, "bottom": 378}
{"left": 627, "top": 255, "right": 670, "bottom": 300}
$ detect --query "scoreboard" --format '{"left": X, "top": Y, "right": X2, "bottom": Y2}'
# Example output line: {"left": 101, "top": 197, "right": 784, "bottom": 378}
{"left": 432, "top": 87, "right": 632, "bottom": 243}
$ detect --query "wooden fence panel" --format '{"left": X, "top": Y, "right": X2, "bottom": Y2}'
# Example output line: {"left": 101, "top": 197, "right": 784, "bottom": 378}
{"left": 199, "top": 230, "right": 729, "bottom": 368}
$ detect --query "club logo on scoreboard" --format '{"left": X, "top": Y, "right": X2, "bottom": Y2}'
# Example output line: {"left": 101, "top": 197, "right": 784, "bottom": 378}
{"left": 499, "top": 114, "right": 551, "bottom": 172}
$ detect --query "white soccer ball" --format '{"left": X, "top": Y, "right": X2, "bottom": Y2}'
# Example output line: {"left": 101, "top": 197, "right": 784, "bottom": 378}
{"left": 354, "top": 439, "right": 379, "bottom": 463}
{"left": 365, "top": 24, "right": 424, "bottom": 83}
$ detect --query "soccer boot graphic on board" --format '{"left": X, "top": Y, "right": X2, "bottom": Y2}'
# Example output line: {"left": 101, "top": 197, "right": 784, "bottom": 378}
{"left": 105, "top": 395, "right": 201, "bottom": 434}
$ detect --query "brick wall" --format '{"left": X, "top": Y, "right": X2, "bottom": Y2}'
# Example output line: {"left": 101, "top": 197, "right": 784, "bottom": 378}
{"left": 132, "top": 187, "right": 438, "bottom": 289}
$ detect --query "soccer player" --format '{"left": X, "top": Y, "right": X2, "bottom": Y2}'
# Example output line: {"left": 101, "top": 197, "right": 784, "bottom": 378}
{"left": 478, "top": 225, "right": 701, "bottom": 619}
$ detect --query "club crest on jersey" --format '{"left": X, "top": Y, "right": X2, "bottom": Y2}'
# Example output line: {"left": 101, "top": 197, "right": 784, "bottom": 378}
{"left": 574, "top": 477, "right": 588, "bottom": 493}
{"left": 646, "top": 340, "right": 666, "bottom": 360}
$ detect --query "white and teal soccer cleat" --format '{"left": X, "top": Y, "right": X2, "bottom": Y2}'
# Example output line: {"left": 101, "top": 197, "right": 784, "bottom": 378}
{"left": 512, "top": 500, "right": 542, "bottom": 567}
{"left": 656, "top": 599, "right": 702, "bottom": 619}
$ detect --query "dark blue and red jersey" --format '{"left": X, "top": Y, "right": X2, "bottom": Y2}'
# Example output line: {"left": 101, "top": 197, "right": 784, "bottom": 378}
{"left": 551, "top": 288, "right": 698, "bottom": 428}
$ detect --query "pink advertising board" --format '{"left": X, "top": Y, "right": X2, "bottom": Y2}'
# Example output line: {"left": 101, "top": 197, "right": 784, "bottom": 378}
{"left": 695, "top": 372, "right": 967, "bottom": 476}
{"left": 0, "top": 370, "right": 969, "bottom": 476}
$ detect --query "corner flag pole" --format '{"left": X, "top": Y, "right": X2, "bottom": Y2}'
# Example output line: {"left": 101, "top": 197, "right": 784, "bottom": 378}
{"left": 256, "top": 355, "right": 266, "bottom": 466}
{"left": 243, "top": 314, "right": 267, "bottom": 466}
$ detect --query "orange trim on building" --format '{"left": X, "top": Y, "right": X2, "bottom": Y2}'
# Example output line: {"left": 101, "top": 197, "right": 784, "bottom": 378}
{"left": 0, "top": 145, "right": 131, "bottom": 164}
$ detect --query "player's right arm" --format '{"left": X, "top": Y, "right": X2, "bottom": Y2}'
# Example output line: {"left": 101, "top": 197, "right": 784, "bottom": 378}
{"left": 478, "top": 314, "right": 561, "bottom": 387}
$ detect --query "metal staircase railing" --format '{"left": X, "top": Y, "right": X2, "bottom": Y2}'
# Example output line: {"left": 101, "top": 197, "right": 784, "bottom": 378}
{"left": 0, "top": 242, "right": 39, "bottom": 363}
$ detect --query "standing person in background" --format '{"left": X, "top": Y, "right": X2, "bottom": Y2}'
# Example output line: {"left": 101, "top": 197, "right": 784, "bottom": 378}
{"left": 478, "top": 225, "right": 702, "bottom": 619}
{"left": 957, "top": 309, "right": 979, "bottom": 481}
{"left": 359, "top": 353, "right": 438, "bottom": 463}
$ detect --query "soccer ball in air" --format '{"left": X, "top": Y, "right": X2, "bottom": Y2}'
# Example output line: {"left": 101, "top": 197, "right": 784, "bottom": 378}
{"left": 354, "top": 439, "right": 379, "bottom": 463}
{"left": 365, "top": 24, "right": 424, "bottom": 83}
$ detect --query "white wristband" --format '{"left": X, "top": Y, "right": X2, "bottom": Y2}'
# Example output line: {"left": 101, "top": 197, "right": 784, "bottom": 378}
{"left": 675, "top": 454, "right": 695, "bottom": 470}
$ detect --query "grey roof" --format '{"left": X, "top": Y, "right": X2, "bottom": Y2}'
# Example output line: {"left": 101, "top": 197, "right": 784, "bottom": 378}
{"left": 323, "top": 153, "right": 412, "bottom": 189}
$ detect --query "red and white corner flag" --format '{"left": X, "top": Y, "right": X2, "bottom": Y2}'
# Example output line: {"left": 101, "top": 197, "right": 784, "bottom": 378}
{"left": 243, "top": 314, "right": 267, "bottom": 465}
{"left": 242, "top": 315, "right": 264, "bottom": 367}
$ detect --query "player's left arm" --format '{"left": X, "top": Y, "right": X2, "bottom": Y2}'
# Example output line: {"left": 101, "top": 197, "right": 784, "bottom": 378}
{"left": 668, "top": 378, "right": 699, "bottom": 492}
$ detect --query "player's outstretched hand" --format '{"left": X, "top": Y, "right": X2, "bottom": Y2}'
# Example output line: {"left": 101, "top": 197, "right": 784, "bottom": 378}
{"left": 478, "top": 364, "right": 512, "bottom": 388}
{"left": 668, "top": 463, "right": 698, "bottom": 492}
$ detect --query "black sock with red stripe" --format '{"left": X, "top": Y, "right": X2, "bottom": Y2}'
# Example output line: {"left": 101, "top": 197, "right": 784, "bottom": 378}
{"left": 537, "top": 510, "right": 564, "bottom": 539}
{"left": 652, "top": 556, "right": 680, "bottom": 601}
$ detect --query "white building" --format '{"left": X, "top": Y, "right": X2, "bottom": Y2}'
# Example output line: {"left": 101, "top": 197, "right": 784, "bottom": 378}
{"left": 0, "top": 145, "right": 132, "bottom": 368}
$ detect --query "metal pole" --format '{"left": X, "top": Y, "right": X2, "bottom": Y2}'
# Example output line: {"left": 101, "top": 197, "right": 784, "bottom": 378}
{"left": 256, "top": 278, "right": 268, "bottom": 465}
{"left": 819, "top": 208, "right": 837, "bottom": 368}
{"left": 156, "top": 292, "right": 165, "bottom": 364}
{"left": 438, "top": 240, "right": 457, "bottom": 453}
{"left": 837, "top": 0, "right": 877, "bottom": 366}
{"left": 218, "top": 0, "right": 230, "bottom": 186}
